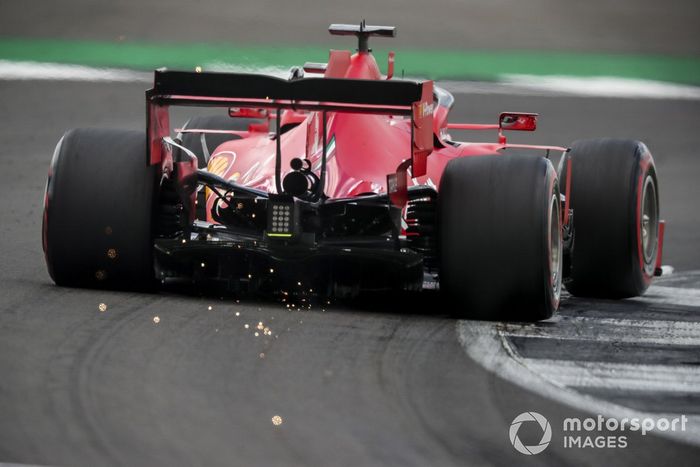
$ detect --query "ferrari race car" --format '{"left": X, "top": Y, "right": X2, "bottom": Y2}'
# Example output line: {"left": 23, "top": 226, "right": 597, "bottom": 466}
{"left": 42, "top": 23, "right": 664, "bottom": 321}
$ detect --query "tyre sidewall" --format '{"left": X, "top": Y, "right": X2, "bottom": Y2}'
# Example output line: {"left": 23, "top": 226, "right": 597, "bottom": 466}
{"left": 44, "top": 128, "right": 156, "bottom": 289}
{"left": 439, "top": 154, "right": 560, "bottom": 321}
{"left": 560, "top": 139, "right": 658, "bottom": 297}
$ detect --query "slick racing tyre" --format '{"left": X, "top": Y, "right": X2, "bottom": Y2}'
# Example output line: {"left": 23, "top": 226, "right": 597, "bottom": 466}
{"left": 43, "top": 129, "right": 156, "bottom": 290}
{"left": 439, "top": 154, "right": 562, "bottom": 321}
{"left": 558, "top": 139, "right": 659, "bottom": 298}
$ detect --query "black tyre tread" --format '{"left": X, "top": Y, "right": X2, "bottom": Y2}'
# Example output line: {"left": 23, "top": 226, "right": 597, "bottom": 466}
{"left": 44, "top": 128, "right": 155, "bottom": 289}
{"left": 439, "top": 154, "right": 557, "bottom": 321}
{"left": 559, "top": 138, "right": 656, "bottom": 298}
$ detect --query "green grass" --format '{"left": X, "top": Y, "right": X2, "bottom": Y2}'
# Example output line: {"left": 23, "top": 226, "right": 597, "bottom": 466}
{"left": 1, "top": 37, "right": 699, "bottom": 85}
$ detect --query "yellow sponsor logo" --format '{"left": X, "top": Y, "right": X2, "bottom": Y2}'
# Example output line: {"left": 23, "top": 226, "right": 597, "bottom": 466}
{"left": 418, "top": 101, "right": 434, "bottom": 118}
{"left": 208, "top": 156, "right": 230, "bottom": 177}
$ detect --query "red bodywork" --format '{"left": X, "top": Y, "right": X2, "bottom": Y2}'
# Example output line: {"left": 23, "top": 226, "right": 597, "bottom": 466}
{"left": 39, "top": 25, "right": 667, "bottom": 300}
{"left": 154, "top": 50, "right": 568, "bottom": 219}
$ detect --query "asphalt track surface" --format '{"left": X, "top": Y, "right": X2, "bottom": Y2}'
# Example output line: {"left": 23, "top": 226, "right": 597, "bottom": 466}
{"left": 2, "top": 1, "right": 700, "bottom": 465}
{"left": 0, "top": 78, "right": 699, "bottom": 466}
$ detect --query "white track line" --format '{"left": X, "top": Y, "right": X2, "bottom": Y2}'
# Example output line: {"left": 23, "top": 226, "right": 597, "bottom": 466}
{"left": 2, "top": 59, "right": 700, "bottom": 101}
{"left": 504, "top": 74, "right": 700, "bottom": 100}
{"left": 457, "top": 320, "right": 700, "bottom": 445}
{"left": 203, "top": 61, "right": 290, "bottom": 78}
{"left": 500, "top": 315, "right": 700, "bottom": 346}
{"left": 516, "top": 359, "right": 700, "bottom": 392}
{"left": 0, "top": 60, "right": 150, "bottom": 82}
{"left": 441, "top": 75, "right": 700, "bottom": 100}
{"left": 456, "top": 271, "right": 700, "bottom": 446}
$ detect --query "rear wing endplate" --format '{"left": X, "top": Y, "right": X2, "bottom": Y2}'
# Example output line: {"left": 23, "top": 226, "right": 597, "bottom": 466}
{"left": 146, "top": 69, "right": 433, "bottom": 181}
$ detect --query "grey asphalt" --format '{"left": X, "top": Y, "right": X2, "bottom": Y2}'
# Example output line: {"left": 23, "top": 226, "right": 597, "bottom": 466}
{"left": 1, "top": 1, "right": 700, "bottom": 465}
{"left": 0, "top": 79, "right": 699, "bottom": 466}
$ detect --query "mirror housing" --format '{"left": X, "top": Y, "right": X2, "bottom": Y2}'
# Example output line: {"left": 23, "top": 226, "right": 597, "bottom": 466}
{"left": 499, "top": 112, "right": 538, "bottom": 131}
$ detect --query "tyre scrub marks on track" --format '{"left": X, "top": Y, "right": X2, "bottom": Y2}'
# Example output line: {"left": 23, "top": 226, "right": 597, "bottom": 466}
{"left": 457, "top": 271, "right": 700, "bottom": 446}
{"left": 45, "top": 293, "right": 164, "bottom": 465}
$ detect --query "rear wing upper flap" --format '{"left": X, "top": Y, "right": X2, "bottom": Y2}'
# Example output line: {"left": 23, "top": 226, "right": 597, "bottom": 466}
{"left": 148, "top": 68, "right": 430, "bottom": 113}
{"left": 147, "top": 68, "right": 433, "bottom": 185}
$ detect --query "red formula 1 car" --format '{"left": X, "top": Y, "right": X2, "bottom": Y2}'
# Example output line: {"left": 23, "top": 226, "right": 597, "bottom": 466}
{"left": 42, "top": 23, "right": 664, "bottom": 321}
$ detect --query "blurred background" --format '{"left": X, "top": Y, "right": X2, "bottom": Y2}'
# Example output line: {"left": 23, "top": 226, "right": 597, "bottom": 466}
{"left": 1, "top": 0, "right": 699, "bottom": 83}
{"left": 1, "top": 0, "right": 699, "bottom": 53}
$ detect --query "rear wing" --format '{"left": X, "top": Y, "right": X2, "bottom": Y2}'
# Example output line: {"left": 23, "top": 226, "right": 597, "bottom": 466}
{"left": 146, "top": 69, "right": 434, "bottom": 180}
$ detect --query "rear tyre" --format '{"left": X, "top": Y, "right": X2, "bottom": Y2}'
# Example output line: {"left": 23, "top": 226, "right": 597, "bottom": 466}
{"left": 439, "top": 154, "right": 562, "bottom": 321}
{"left": 558, "top": 139, "right": 659, "bottom": 297}
{"left": 43, "top": 129, "right": 156, "bottom": 289}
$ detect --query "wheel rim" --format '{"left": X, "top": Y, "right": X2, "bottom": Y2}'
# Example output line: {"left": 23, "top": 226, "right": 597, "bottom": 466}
{"left": 550, "top": 193, "right": 563, "bottom": 301}
{"left": 641, "top": 174, "right": 659, "bottom": 264}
